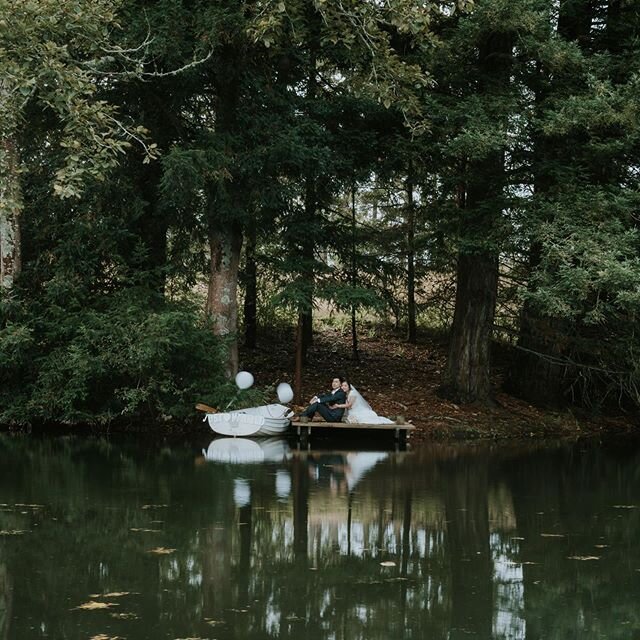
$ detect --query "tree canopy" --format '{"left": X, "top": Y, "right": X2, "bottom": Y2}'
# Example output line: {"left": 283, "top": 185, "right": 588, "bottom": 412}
{"left": 1, "top": 0, "right": 638, "bottom": 426}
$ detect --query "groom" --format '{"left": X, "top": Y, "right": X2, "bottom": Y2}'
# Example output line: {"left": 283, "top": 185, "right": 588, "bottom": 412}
{"left": 297, "top": 376, "right": 347, "bottom": 422}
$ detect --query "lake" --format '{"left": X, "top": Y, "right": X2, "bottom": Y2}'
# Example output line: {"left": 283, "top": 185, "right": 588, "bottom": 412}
{"left": 0, "top": 433, "right": 639, "bottom": 639}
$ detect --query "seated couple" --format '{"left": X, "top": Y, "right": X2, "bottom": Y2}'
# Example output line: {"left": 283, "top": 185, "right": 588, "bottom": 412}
{"left": 292, "top": 376, "right": 393, "bottom": 424}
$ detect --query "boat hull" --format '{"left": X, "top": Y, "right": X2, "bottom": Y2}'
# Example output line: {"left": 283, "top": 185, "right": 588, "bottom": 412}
{"left": 206, "top": 404, "right": 290, "bottom": 437}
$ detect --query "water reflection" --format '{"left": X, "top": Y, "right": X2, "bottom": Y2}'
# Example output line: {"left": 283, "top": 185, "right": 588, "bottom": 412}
{"left": 203, "top": 437, "right": 291, "bottom": 464}
{"left": 0, "top": 434, "right": 639, "bottom": 639}
{"left": 0, "top": 559, "right": 11, "bottom": 640}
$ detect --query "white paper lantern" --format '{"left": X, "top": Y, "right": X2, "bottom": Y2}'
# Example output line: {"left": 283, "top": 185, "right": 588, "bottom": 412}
{"left": 276, "top": 382, "right": 294, "bottom": 404}
{"left": 235, "top": 370, "right": 254, "bottom": 390}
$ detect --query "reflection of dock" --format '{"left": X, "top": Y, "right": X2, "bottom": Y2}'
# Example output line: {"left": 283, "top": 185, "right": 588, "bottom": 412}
{"left": 292, "top": 421, "right": 415, "bottom": 449}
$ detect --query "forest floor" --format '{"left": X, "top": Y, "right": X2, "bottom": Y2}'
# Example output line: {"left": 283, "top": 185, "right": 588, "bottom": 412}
{"left": 241, "top": 324, "right": 637, "bottom": 443}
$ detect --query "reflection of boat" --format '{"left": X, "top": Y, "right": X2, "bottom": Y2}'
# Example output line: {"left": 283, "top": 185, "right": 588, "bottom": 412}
{"left": 203, "top": 437, "right": 291, "bottom": 464}
{"left": 205, "top": 404, "right": 290, "bottom": 437}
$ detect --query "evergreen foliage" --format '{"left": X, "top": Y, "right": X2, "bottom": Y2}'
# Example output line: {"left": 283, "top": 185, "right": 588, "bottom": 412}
{"left": 1, "top": 0, "right": 639, "bottom": 425}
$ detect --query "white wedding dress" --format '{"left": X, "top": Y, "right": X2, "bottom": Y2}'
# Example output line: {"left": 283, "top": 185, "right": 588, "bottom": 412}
{"left": 344, "top": 386, "right": 394, "bottom": 424}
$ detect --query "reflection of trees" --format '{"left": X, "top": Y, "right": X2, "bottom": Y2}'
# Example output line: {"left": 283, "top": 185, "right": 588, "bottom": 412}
{"left": 0, "top": 561, "right": 11, "bottom": 640}
{"left": 502, "top": 441, "right": 640, "bottom": 640}
{"left": 3, "top": 434, "right": 640, "bottom": 639}
{"left": 442, "top": 454, "right": 492, "bottom": 639}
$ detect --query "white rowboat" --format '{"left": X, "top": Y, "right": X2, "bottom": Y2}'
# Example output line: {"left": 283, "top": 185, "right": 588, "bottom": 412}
{"left": 205, "top": 403, "right": 291, "bottom": 437}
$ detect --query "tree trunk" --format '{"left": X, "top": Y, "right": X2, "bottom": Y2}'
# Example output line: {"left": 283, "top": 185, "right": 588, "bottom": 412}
{"left": 442, "top": 31, "right": 513, "bottom": 404}
{"left": 444, "top": 253, "right": 499, "bottom": 403}
{"left": 509, "top": 0, "right": 596, "bottom": 405}
{"left": 243, "top": 222, "right": 257, "bottom": 349}
{"left": 406, "top": 173, "right": 417, "bottom": 344}
{"left": 136, "top": 158, "right": 167, "bottom": 297}
{"left": 351, "top": 183, "right": 359, "bottom": 361}
{"left": 294, "top": 313, "right": 304, "bottom": 404}
{"left": 301, "top": 173, "right": 316, "bottom": 361}
{"left": 206, "top": 224, "right": 243, "bottom": 377}
{"left": 0, "top": 135, "right": 22, "bottom": 289}
{"left": 206, "top": 30, "right": 246, "bottom": 377}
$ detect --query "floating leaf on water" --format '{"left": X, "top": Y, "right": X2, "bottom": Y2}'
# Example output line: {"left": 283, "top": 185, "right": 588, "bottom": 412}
{"left": 73, "top": 601, "right": 118, "bottom": 611}
{"left": 385, "top": 577, "right": 409, "bottom": 582}
{"left": 540, "top": 533, "right": 565, "bottom": 538}
{"left": 594, "top": 544, "right": 609, "bottom": 549}
{"left": 612, "top": 505, "right": 638, "bottom": 509}
{"left": 110, "top": 612, "right": 139, "bottom": 619}
{"left": 521, "top": 561, "right": 539, "bottom": 565}
{"left": 510, "top": 537, "right": 525, "bottom": 540}
{"left": 567, "top": 555, "right": 600, "bottom": 561}
{"left": 90, "top": 635, "right": 124, "bottom": 640}
{"left": 0, "top": 530, "right": 27, "bottom": 536}
{"left": 380, "top": 561, "right": 396, "bottom": 567}
{"left": 130, "top": 528, "right": 161, "bottom": 533}
{"left": 141, "top": 504, "right": 168, "bottom": 510}
{"left": 203, "top": 618, "right": 226, "bottom": 626}
{"left": 147, "top": 547, "right": 176, "bottom": 555}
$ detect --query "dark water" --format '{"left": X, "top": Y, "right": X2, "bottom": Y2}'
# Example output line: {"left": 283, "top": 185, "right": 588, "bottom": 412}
{"left": 1, "top": 433, "right": 639, "bottom": 639}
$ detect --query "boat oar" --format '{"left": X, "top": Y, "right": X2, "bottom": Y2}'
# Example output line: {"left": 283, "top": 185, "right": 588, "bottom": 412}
{"left": 195, "top": 403, "right": 218, "bottom": 414}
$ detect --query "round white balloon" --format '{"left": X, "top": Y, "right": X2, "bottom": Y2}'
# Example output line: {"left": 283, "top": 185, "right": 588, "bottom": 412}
{"left": 235, "top": 370, "right": 254, "bottom": 390}
{"left": 276, "top": 382, "right": 294, "bottom": 404}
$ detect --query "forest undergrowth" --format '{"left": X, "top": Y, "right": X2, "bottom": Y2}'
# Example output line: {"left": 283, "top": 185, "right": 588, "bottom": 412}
{"left": 241, "top": 325, "right": 637, "bottom": 443}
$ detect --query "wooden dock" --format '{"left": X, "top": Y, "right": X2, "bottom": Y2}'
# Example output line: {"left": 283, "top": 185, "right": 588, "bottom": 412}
{"left": 292, "top": 419, "right": 415, "bottom": 447}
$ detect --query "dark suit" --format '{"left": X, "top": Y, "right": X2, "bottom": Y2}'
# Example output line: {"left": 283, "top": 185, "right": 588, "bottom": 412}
{"left": 301, "top": 389, "right": 347, "bottom": 422}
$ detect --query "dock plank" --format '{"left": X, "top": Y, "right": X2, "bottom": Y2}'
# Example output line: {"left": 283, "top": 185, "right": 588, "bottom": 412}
{"left": 293, "top": 421, "right": 415, "bottom": 431}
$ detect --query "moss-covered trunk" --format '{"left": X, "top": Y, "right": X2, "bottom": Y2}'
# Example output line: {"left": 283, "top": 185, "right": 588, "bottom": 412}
{"left": 0, "top": 134, "right": 21, "bottom": 289}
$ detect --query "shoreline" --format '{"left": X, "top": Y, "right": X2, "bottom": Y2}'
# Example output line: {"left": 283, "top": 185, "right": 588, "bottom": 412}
{"left": 2, "top": 326, "right": 636, "bottom": 442}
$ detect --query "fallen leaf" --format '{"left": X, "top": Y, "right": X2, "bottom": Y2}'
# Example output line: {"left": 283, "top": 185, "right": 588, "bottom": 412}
{"left": 0, "top": 530, "right": 27, "bottom": 536}
{"left": 111, "top": 612, "right": 139, "bottom": 619}
{"left": 90, "top": 635, "right": 124, "bottom": 640}
{"left": 380, "top": 561, "right": 396, "bottom": 567}
{"left": 540, "top": 533, "right": 565, "bottom": 538}
{"left": 147, "top": 547, "right": 176, "bottom": 555}
{"left": 612, "top": 505, "right": 638, "bottom": 509}
{"left": 73, "top": 601, "right": 118, "bottom": 611}
{"left": 142, "top": 504, "right": 168, "bottom": 510}
{"left": 567, "top": 556, "right": 600, "bottom": 561}
{"left": 130, "top": 528, "right": 161, "bottom": 533}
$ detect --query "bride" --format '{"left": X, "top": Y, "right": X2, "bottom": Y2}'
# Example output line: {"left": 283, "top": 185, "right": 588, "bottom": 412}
{"left": 334, "top": 381, "right": 394, "bottom": 424}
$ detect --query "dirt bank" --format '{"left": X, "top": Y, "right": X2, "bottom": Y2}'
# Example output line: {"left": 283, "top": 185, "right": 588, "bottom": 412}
{"left": 241, "top": 325, "right": 636, "bottom": 443}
